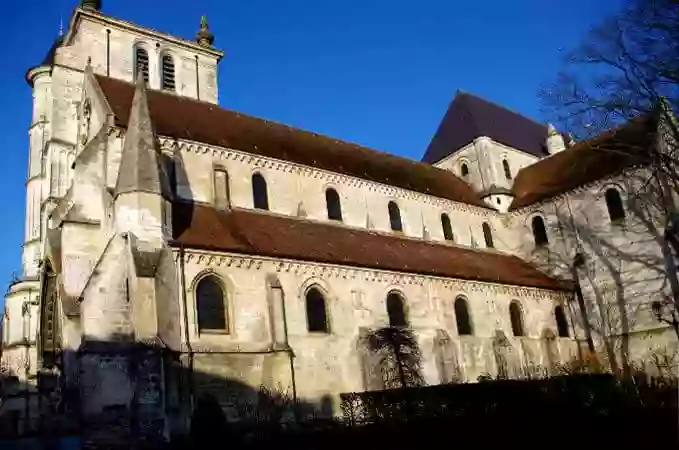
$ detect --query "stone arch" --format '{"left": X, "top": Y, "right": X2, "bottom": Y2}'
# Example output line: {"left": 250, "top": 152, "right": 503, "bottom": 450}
{"left": 133, "top": 41, "right": 151, "bottom": 82}
{"left": 159, "top": 50, "right": 176, "bottom": 91}
{"left": 303, "top": 284, "right": 330, "bottom": 333}
{"left": 434, "top": 329, "right": 462, "bottom": 383}
{"left": 191, "top": 271, "right": 231, "bottom": 333}
{"left": 492, "top": 330, "right": 520, "bottom": 379}
{"left": 39, "top": 260, "right": 62, "bottom": 370}
{"left": 385, "top": 290, "right": 408, "bottom": 327}
{"left": 541, "top": 328, "right": 560, "bottom": 374}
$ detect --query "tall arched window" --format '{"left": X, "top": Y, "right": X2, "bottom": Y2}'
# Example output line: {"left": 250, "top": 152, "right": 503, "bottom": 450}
{"left": 306, "top": 287, "right": 329, "bottom": 333}
{"left": 460, "top": 163, "right": 469, "bottom": 178}
{"left": 326, "top": 188, "right": 343, "bottom": 222}
{"left": 213, "top": 169, "right": 230, "bottom": 210}
{"left": 605, "top": 188, "right": 625, "bottom": 222}
{"left": 502, "top": 159, "right": 512, "bottom": 180}
{"left": 134, "top": 45, "right": 150, "bottom": 83}
{"left": 454, "top": 296, "right": 473, "bottom": 336}
{"left": 555, "top": 305, "right": 569, "bottom": 337}
{"left": 386, "top": 292, "right": 407, "bottom": 327}
{"left": 161, "top": 53, "right": 176, "bottom": 91}
{"left": 531, "top": 216, "right": 549, "bottom": 246}
{"left": 252, "top": 173, "right": 269, "bottom": 210}
{"left": 388, "top": 201, "right": 403, "bottom": 232}
{"left": 196, "top": 276, "right": 227, "bottom": 332}
{"left": 509, "top": 301, "right": 524, "bottom": 337}
{"left": 482, "top": 222, "right": 494, "bottom": 248}
{"left": 441, "top": 213, "right": 454, "bottom": 241}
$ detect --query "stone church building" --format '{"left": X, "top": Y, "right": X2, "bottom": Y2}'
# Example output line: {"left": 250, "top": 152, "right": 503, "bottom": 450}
{"left": 1, "top": 0, "right": 676, "bottom": 442}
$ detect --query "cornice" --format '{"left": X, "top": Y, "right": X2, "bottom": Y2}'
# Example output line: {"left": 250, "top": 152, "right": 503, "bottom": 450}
{"left": 176, "top": 248, "right": 570, "bottom": 300}
{"left": 159, "top": 137, "right": 495, "bottom": 217}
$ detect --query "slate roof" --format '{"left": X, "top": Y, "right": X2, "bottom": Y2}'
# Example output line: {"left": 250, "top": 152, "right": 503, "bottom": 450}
{"left": 422, "top": 92, "right": 551, "bottom": 163}
{"left": 172, "top": 202, "right": 571, "bottom": 291}
{"left": 95, "top": 75, "right": 488, "bottom": 209}
{"left": 509, "top": 114, "right": 658, "bottom": 211}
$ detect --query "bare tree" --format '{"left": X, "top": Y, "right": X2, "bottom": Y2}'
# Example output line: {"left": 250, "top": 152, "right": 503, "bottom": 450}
{"left": 542, "top": 0, "right": 679, "bottom": 344}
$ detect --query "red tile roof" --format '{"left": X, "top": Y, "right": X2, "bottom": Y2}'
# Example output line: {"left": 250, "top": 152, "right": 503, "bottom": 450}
{"left": 509, "top": 115, "right": 657, "bottom": 211}
{"left": 172, "top": 202, "right": 572, "bottom": 291}
{"left": 95, "top": 75, "right": 489, "bottom": 209}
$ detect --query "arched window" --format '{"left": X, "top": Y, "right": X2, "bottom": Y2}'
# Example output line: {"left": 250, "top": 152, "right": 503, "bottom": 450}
{"left": 134, "top": 45, "right": 150, "bottom": 83}
{"left": 555, "top": 305, "right": 569, "bottom": 337}
{"left": 509, "top": 301, "right": 524, "bottom": 337}
{"left": 605, "top": 188, "right": 625, "bottom": 222}
{"left": 454, "top": 296, "right": 473, "bottom": 335}
{"left": 482, "top": 222, "right": 494, "bottom": 248}
{"left": 326, "top": 188, "right": 343, "bottom": 221}
{"left": 386, "top": 292, "right": 407, "bottom": 327}
{"left": 196, "top": 276, "right": 227, "bottom": 332}
{"left": 252, "top": 173, "right": 269, "bottom": 210}
{"left": 213, "top": 169, "right": 230, "bottom": 210}
{"left": 502, "top": 159, "right": 512, "bottom": 180}
{"left": 161, "top": 53, "right": 176, "bottom": 91}
{"left": 460, "top": 163, "right": 469, "bottom": 178}
{"left": 388, "top": 201, "right": 403, "bottom": 232}
{"left": 306, "top": 287, "right": 329, "bottom": 333}
{"left": 441, "top": 213, "right": 454, "bottom": 241}
{"left": 531, "top": 216, "right": 549, "bottom": 246}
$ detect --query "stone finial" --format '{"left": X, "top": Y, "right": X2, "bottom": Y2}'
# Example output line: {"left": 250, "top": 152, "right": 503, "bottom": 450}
{"left": 81, "top": 0, "right": 102, "bottom": 10}
{"left": 115, "top": 72, "right": 172, "bottom": 199}
{"left": 196, "top": 15, "right": 215, "bottom": 47}
{"left": 546, "top": 123, "right": 566, "bottom": 155}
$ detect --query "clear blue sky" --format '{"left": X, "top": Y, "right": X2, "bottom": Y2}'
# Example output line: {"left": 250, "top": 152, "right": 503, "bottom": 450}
{"left": 0, "top": 0, "right": 620, "bottom": 292}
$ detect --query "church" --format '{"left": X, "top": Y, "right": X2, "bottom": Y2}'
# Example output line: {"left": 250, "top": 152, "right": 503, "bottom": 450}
{"left": 1, "top": 0, "right": 676, "bottom": 443}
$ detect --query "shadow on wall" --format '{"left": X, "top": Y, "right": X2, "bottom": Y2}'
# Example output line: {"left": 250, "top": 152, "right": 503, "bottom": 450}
{"left": 0, "top": 335, "right": 328, "bottom": 447}
{"left": 530, "top": 170, "right": 679, "bottom": 377}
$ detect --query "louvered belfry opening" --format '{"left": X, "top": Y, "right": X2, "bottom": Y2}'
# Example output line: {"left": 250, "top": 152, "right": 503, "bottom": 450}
{"left": 162, "top": 54, "right": 176, "bottom": 91}
{"left": 135, "top": 46, "right": 150, "bottom": 82}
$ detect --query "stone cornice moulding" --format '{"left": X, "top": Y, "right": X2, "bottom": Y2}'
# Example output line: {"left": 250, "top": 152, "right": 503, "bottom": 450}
{"left": 159, "top": 137, "right": 496, "bottom": 218}
{"left": 176, "top": 248, "right": 570, "bottom": 301}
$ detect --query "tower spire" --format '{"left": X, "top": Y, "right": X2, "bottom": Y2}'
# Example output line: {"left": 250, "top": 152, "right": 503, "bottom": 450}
{"left": 196, "top": 15, "right": 215, "bottom": 47}
{"left": 81, "top": 0, "right": 102, "bottom": 10}
{"left": 115, "top": 71, "right": 172, "bottom": 199}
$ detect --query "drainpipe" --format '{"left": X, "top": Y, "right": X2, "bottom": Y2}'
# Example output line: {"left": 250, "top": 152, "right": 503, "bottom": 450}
{"left": 194, "top": 56, "right": 200, "bottom": 101}
{"left": 106, "top": 29, "right": 111, "bottom": 77}
{"left": 178, "top": 245, "right": 194, "bottom": 423}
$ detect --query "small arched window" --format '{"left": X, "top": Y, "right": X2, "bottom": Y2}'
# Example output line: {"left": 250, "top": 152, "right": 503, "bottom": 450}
{"left": 531, "top": 216, "right": 549, "bottom": 246}
{"left": 213, "top": 169, "right": 230, "bottom": 210}
{"left": 460, "top": 163, "right": 469, "bottom": 178}
{"left": 441, "top": 213, "right": 454, "bottom": 241}
{"left": 196, "top": 276, "right": 227, "bottom": 332}
{"left": 454, "top": 296, "right": 473, "bottom": 335}
{"left": 306, "top": 287, "right": 329, "bottom": 333}
{"left": 605, "top": 188, "right": 625, "bottom": 222}
{"left": 502, "top": 159, "right": 512, "bottom": 180}
{"left": 386, "top": 292, "right": 407, "bottom": 327}
{"left": 555, "top": 305, "right": 569, "bottom": 337}
{"left": 134, "top": 45, "right": 150, "bottom": 83}
{"left": 388, "top": 201, "right": 403, "bottom": 232}
{"left": 482, "top": 222, "right": 494, "bottom": 248}
{"left": 252, "top": 173, "right": 269, "bottom": 210}
{"left": 161, "top": 53, "right": 176, "bottom": 91}
{"left": 509, "top": 301, "right": 524, "bottom": 337}
{"left": 326, "top": 188, "right": 343, "bottom": 222}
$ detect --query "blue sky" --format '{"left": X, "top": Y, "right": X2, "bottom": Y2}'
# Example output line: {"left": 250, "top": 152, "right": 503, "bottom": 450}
{"left": 0, "top": 0, "right": 620, "bottom": 292}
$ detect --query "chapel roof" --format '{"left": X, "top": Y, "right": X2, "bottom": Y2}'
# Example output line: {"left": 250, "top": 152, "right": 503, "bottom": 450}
{"left": 172, "top": 202, "right": 572, "bottom": 292}
{"left": 94, "top": 75, "right": 489, "bottom": 209}
{"left": 509, "top": 114, "right": 658, "bottom": 211}
{"left": 422, "top": 92, "right": 551, "bottom": 163}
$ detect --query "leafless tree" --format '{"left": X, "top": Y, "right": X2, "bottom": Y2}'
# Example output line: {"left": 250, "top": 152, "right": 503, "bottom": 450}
{"left": 541, "top": 0, "right": 679, "bottom": 350}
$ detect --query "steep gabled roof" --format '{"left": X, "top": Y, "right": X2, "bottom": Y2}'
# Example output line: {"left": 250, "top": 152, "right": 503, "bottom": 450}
{"left": 172, "top": 202, "right": 571, "bottom": 291}
{"left": 509, "top": 114, "right": 657, "bottom": 211}
{"left": 423, "top": 92, "right": 550, "bottom": 163}
{"left": 95, "top": 75, "right": 488, "bottom": 209}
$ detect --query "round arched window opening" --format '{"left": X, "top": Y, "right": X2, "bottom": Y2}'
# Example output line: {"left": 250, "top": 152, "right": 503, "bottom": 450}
{"left": 386, "top": 292, "right": 408, "bottom": 327}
